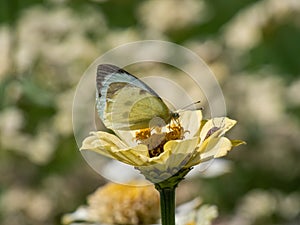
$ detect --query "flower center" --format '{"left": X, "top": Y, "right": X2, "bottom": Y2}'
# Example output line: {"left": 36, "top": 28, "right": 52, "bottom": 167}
{"left": 135, "top": 124, "right": 185, "bottom": 158}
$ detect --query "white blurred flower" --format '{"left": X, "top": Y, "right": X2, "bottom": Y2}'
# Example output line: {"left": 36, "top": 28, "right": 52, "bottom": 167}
{"left": 16, "top": 6, "right": 105, "bottom": 77}
{"left": 278, "top": 192, "right": 300, "bottom": 219}
{"left": 0, "top": 107, "right": 24, "bottom": 136}
{"left": 101, "top": 28, "right": 141, "bottom": 50}
{"left": 223, "top": 5, "right": 265, "bottom": 51}
{"left": 0, "top": 26, "right": 12, "bottom": 80}
{"left": 223, "top": 0, "right": 300, "bottom": 51}
{"left": 0, "top": 187, "right": 54, "bottom": 223}
{"left": 138, "top": 0, "right": 208, "bottom": 33}
{"left": 187, "top": 159, "right": 232, "bottom": 178}
{"left": 238, "top": 190, "right": 276, "bottom": 219}
{"left": 26, "top": 128, "right": 57, "bottom": 164}
{"left": 53, "top": 89, "right": 75, "bottom": 136}
{"left": 186, "top": 41, "right": 222, "bottom": 63}
{"left": 230, "top": 190, "right": 300, "bottom": 225}
{"left": 186, "top": 40, "right": 230, "bottom": 81}
{"left": 1, "top": 111, "right": 57, "bottom": 164}
{"left": 286, "top": 78, "right": 300, "bottom": 106}
{"left": 226, "top": 74, "right": 285, "bottom": 125}
{"left": 225, "top": 72, "right": 300, "bottom": 178}
{"left": 176, "top": 198, "right": 218, "bottom": 225}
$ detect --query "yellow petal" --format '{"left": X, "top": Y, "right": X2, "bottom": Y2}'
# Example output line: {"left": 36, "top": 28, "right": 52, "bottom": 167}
{"left": 231, "top": 139, "right": 246, "bottom": 147}
{"left": 150, "top": 137, "right": 199, "bottom": 165}
{"left": 137, "top": 137, "right": 200, "bottom": 182}
{"left": 163, "top": 137, "right": 199, "bottom": 155}
{"left": 199, "top": 137, "right": 233, "bottom": 161}
{"left": 81, "top": 132, "right": 126, "bottom": 159}
{"left": 108, "top": 146, "right": 150, "bottom": 166}
{"left": 81, "top": 131, "right": 149, "bottom": 166}
{"left": 199, "top": 117, "right": 237, "bottom": 143}
{"left": 114, "top": 130, "right": 137, "bottom": 147}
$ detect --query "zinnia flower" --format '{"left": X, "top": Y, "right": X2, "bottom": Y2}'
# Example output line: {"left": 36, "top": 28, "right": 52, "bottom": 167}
{"left": 81, "top": 110, "right": 244, "bottom": 183}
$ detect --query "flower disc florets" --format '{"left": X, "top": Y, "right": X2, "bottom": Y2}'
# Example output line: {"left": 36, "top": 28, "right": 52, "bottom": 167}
{"left": 135, "top": 123, "right": 185, "bottom": 158}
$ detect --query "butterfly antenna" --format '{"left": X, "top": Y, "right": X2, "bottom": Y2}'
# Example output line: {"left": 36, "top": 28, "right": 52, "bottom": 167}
{"left": 177, "top": 100, "right": 203, "bottom": 112}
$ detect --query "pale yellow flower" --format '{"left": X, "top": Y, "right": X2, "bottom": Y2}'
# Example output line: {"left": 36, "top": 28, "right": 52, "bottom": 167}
{"left": 61, "top": 181, "right": 160, "bottom": 225}
{"left": 87, "top": 181, "right": 159, "bottom": 225}
{"left": 81, "top": 110, "right": 244, "bottom": 183}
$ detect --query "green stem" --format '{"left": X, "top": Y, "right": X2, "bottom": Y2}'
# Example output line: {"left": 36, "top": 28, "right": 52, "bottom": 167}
{"left": 154, "top": 167, "right": 192, "bottom": 225}
{"left": 157, "top": 186, "right": 176, "bottom": 225}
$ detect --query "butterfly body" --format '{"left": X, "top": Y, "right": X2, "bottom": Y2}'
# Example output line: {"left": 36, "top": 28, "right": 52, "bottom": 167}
{"left": 96, "top": 64, "right": 175, "bottom": 130}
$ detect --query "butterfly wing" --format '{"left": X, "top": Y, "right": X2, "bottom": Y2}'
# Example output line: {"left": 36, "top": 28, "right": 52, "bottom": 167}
{"left": 96, "top": 64, "right": 172, "bottom": 130}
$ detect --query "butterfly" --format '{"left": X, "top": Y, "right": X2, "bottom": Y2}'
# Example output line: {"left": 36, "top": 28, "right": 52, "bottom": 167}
{"left": 96, "top": 64, "right": 179, "bottom": 131}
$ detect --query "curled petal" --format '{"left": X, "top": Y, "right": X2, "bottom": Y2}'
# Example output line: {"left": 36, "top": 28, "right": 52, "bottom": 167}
{"left": 199, "top": 117, "right": 237, "bottom": 142}
{"left": 199, "top": 137, "right": 233, "bottom": 162}
{"left": 81, "top": 132, "right": 127, "bottom": 154}
{"left": 81, "top": 131, "right": 149, "bottom": 166}
{"left": 231, "top": 139, "right": 246, "bottom": 147}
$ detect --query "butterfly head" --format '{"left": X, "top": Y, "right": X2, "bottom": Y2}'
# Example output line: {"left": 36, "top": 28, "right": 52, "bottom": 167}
{"left": 171, "top": 112, "right": 180, "bottom": 120}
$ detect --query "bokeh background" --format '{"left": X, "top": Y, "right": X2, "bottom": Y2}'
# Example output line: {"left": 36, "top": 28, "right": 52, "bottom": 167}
{"left": 0, "top": 0, "right": 300, "bottom": 225}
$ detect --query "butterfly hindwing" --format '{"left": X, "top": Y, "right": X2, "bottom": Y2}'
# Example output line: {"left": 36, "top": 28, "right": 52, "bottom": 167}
{"left": 96, "top": 64, "right": 172, "bottom": 130}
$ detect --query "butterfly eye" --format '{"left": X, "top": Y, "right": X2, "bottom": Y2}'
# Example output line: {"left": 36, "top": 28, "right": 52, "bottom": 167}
{"left": 171, "top": 112, "right": 180, "bottom": 120}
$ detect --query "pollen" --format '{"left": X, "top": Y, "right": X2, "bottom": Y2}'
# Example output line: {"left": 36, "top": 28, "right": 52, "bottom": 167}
{"left": 135, "top": 128, "right": 151, "bottom": 141}
{"left": 135, "top": 124, "right": 185, "bottom": 158}
{"left": 166, "top": 124, "right": 185, "bottom": 141}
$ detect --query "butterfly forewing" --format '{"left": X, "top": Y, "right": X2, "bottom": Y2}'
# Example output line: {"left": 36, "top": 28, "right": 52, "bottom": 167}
{"left": 96, "top": 64, "right": 172, "bottom": 130}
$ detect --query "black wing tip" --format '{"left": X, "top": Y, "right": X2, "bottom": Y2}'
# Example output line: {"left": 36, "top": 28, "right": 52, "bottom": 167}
{"left": 97, "top": 64, "right": 130, "bottom": 75}
{"left": 96, "top": 64, "right": 131, "bottom": 93}
{"left": 97, "top": 64, "right": 120, "bottom": 75}
{"left": 98, "top": 63, "right": 119, "bottom": 70}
